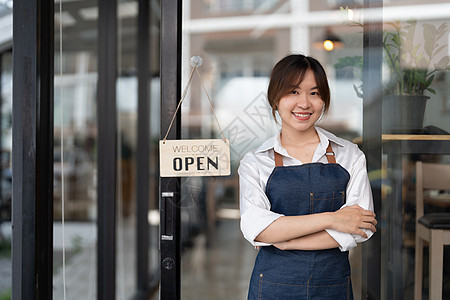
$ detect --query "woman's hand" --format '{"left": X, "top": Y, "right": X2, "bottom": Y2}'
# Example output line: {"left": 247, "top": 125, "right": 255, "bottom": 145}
{"left": 330, "top": 204, "right": 377, "bottom": 237}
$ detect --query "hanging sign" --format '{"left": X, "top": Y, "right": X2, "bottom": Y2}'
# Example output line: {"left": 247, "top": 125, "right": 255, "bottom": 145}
{"left": 160, "top": 56, "right": 231, "bottom": 177}
{"left": 159, "top": 139, "right": 230, "bottom": 177}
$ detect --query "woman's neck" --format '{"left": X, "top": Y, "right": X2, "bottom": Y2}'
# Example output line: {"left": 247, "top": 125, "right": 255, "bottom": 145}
{"left": 280, "top": 127, "right": 321, "bottom": 163}
{"left": 280, "top": 126, "right": 320, "bottom": 149}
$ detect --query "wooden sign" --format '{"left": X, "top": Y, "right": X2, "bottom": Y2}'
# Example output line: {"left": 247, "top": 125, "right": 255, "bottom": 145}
{"left": 159, "top": 139, "right": 231, "bottom": 177}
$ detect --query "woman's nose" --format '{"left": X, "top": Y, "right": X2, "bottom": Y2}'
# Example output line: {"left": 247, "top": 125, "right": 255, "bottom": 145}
{"left": 296, "top": 94, "right": 310, "bottom": 109}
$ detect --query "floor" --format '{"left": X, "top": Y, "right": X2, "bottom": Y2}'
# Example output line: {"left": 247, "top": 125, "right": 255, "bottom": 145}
{"left": 50, "top": 218, "right": 257, "bottom": 300}
{"left": 178, "top": 220, "right": 256, "bottom": 299}
{"left": 4, "top": 218, "right": 449, "bottom": 299}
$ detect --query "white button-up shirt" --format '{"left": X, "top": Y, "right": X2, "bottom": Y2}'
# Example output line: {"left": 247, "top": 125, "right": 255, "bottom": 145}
{"left": 238, "top": 126, "right": 374, "bottom": 252}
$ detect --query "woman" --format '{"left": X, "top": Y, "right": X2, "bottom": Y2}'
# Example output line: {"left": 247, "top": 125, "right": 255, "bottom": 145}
{"left": 238, "top": 54, "right": 377, "bottom": 299}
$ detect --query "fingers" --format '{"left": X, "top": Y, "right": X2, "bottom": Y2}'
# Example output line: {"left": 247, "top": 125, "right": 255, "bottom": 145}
{"left": 360, "top": 221, "right": 377, "bottom": 233}
{"left": 351, "top": 212, "right": 378, "bottom": 234}
{"left": 356, "top": 228, "right": 368, "bottom": 238}
{"left": 359, "top": 208, "right": 375, "bottom": 215}
{"left": 362, "top": 215, "right": 377, "bottom": 225}
{"left": 353, "top": 222, "right": 377, "bottom": 236}
{"left": 332, "top": 206, "right": 377, "bottom": 235}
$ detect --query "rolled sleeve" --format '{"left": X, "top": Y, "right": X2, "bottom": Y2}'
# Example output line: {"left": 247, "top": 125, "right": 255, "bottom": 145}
{"left": 325, "top": 229, "right": 357, "bottom": 251}
{"left": 240, "top": 205, "right": 283, "bottom": 246}
{"left": 327, "top": 152, "right": 375, "bottom": 251}
{"left": 238, "top": 153, "right": 284, "bottom": 246}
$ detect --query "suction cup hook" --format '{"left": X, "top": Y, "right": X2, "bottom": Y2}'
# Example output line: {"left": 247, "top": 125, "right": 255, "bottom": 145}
{"left": 190, "top": 56, "right": 203, "bottom": 68}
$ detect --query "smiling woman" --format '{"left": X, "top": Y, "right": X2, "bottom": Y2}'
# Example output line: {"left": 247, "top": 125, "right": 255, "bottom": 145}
{"left": 239, "top": 54, "right": 376, "bottom": 300}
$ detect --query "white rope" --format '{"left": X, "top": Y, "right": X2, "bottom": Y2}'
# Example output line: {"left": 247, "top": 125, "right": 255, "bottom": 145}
{"left": 162, "top": 64, "right": 226, "bottom": 143}
{"left": 59, "top": 0, "right": 67, "bottom": 299}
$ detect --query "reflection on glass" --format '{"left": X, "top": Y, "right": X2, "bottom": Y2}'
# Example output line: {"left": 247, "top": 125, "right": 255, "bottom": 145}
{"left": 0, "top": 51, "right": 12, "bottom": 300}
{"left": 117, "top": 75, "right": 138, "bottom": 298}
{"left": 53, "top": 1, "right": 98, "bottom": 297}
{"left": 149, "top": 76, "right": 161, "bottom": 280}
{"left": 380, "top": 8, "right": 450, "bottom": 299}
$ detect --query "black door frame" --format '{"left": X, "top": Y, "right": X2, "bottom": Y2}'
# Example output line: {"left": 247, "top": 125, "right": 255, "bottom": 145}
{"left": 159, "top": 0, "right": 183, "bottom": 299}
{"left": 12, "top": 0, "right": 159, "bottom": 298}
{"left": 12, "top": 0, "right": 54, "bottom": 298}
{"left": 362, "top": 0, "right": 383, "bottom": 299}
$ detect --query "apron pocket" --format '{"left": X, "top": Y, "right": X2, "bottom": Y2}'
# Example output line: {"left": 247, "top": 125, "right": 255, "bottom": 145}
{"left": 310, "top": 191, "right": 345, "bottom": 213}
{"left": 307, "top": 276, "right": 353, "bottom": 300}
{"left": 256, "top": 273, "right": 308, "bottom": 300}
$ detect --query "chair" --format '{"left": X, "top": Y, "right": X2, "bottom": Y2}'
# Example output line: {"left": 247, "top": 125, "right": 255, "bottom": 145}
{"left": 414, "top": 161, "right": 450, "bottom": 300}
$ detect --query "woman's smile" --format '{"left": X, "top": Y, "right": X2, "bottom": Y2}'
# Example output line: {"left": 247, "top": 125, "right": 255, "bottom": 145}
{"left": 292, "top": 111, "right": 312, "bottom": 120}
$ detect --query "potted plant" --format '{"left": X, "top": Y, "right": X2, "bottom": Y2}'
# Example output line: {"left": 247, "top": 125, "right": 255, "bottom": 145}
{"left": 335, "top": 15, "right": 450, "bottom": 132}
{"left": 382, "top": 20, "right": 449, "bottom": 132}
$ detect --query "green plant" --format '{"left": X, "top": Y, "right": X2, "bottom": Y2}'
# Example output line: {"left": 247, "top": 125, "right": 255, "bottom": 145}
{"left": 334, "top": 55, "right": 363, "bottom": 98}
{"left": 335, "top": 8, "right": 450, "bottom": 97}
{"left": 0, "top": 239, "right": 11, "bottom": 258}
{"left": 0, "top": 289, "right": 11, "bottom": 300}
{"left": 71, "top": 234, "right": 83, "bottom": 254}
{"left": 383, "top": 21, "right": 449, "bottom": 96}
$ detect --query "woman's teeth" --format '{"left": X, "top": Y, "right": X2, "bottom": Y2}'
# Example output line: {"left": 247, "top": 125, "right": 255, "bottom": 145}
{"left": 293, "top": 112, "right": 311, "bottom": 117}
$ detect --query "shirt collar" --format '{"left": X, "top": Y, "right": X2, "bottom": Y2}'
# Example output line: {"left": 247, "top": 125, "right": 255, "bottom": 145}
{"left": 315, "top": 126, "right": 346, "bottom": 149}
{"left": 254, "top": 126, "right": 345, "bottom": 154}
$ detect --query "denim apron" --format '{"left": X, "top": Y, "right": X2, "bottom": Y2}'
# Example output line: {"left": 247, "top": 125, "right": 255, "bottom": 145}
{"left": 248, "top": 144, "right": 353, "bottom": 300}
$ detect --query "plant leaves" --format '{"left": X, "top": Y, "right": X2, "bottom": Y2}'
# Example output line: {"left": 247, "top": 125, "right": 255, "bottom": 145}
{"left": 423, "top": 23, "right": 437, "bottom": 36}
{"left": 425, "top": 74, "right": 435, "bottom": 87}
{"left": 436, "top": 23, "right": 448, "bottom": 40}
{"left": 423, "top": 36, "right": 434, "bottom": 58}
{"left": 427, "top": 87, "right": 436, "bottom": 95}
{"left": 433, "top": 44, "right": 447, "bottom": 56}
{"left": 353, "top": 84, "right": 363, "bottom": 98}
{"left": 435, "top": 56, "right": 450, "bottom": 70}
{"left": 416, "top": 72, "right": 427, "bottom": 85}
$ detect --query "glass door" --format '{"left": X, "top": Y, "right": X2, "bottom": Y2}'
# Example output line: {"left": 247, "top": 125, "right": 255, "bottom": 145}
{"left": 160, "top": 0, "right": 377, "bottom": 299}
{"left": 379, "top": 1, "right": 450, "bottom": 299}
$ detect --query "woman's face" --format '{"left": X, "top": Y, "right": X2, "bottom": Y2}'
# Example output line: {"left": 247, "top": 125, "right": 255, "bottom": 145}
{"left": 277, "top": 69, "right": 325, "bottom": 135}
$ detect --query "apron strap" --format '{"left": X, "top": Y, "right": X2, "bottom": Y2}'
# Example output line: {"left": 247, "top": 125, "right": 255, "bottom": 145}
{"left": 273, "top": 143, "right": 336, "bottom": 167}
{"left": 274, "top": 151, "right": 283, "bottom": 167}
{"left": 325, "top": 143, "right": 336, "bottom": 164}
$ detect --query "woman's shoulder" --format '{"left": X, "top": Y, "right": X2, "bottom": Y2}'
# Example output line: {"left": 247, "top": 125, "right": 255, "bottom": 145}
{"left": 238, "top": 149, "right": 264, "bottom": 177}
{"left": 316, "top": 127, "right": 364, "bottom": 157}
{"left": 239, "top": 136, "right": 277, "bottom": 168}
{"left": 240, "top": 148, "right": 258, "bottom": 165}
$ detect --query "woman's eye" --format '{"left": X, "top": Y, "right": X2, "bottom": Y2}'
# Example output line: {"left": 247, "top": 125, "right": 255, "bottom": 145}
{"left": 310, "top": 91, "right": 319, "bottom": 96}
{"left": 290, "top": 90, "right": 298, "bottom": 95}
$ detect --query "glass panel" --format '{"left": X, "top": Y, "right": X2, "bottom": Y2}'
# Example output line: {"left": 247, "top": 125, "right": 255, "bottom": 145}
{"left": 149, "top": 0, "right": 161, "bottom": 284}
{"left": 117, "top": 0, "right": 138, "bottom": 298}
{"left": 0, "top": 51, "right": 12, "bottom": 300}
{"left": 180, "top": 0, "right": 366, "bottom": 299}
{"left": 0, "top": 1, "right": 12, "bottom": 18}
{"left": 53, "top": 1, "right": 98, "bottom": 298}
{"left": 380, "top": 1, "right": 450, "bottom": 299}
